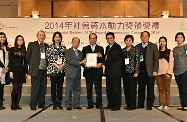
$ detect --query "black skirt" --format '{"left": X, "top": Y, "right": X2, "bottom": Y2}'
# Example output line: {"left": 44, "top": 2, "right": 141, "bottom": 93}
{"left": 11, "top": 68, "right": 26, "bottom": 83}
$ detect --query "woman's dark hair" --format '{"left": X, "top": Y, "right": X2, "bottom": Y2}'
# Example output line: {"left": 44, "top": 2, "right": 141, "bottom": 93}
{"left": 106, "top": 32, "right": 115, "bottom": 39}
{"left": 52, "top": 31, "right": 62, "bottom": 45}
{"left": 0, "top": 32, "right": 9, "bottom": 51}
{"left": 124, "top": 35, "right": 134, "bottom": 43}
{"left": 158, "top": 36, "right": 169, "bottom": 57}
{"left": 175, "top": 32, "right": 185, "bottom": 42}
{"left": 14, "top": 35, "right": 26, "bottom": 55}
{"left": 159, "top": 36, "right": 167, "bottom": 49}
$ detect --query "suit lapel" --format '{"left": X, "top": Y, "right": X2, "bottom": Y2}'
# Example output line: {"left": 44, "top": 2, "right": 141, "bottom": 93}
{"left": 78, "top": 50, "right": 82, "bottom": 61}
{"left": 71, "top": 47, "right": 80, "bottom": 61}
{"left": 108, "top": 42, "right": 116, "bottom": 54}
{"left": 44, "top": 43, "right": 48, "bottom": 51}
{"left": 94, "top": 45, "right": 98, "bottom": 53}
{"left": 146, "top": 42, "right": 151, "bottom": 57}
{"left": 34, "top": 41, "right": 40, "bottom": 52}
{"left": 88, "top": 45, "right": 92, "bottom": 52}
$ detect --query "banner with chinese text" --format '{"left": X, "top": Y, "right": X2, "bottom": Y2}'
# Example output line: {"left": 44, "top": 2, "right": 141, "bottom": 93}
{"left": 0, "top": 18, "right": 187, "bottom": 49}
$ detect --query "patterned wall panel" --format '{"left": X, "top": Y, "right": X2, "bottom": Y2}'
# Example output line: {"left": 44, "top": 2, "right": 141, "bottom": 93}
{"left": 53, "top": 1, "right": 75, "bottom": 17}
{"left": 124, "top": 1, "right": 148, "bottom": 17}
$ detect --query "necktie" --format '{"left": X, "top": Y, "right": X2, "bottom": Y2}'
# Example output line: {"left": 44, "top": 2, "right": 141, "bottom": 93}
{"left": 106, "top": 46, "right": 111, "bottom": 54}
{"left": 40, "top": 43, "right": 44, "bottom": 48}
{"left": 105, "top": 46, "right": 110, "bottom": 60}
{"left": 40, "top": 43, "right": 44, "bottom": 52}
{"left": 91, "top": 45, "right": 95, "bottom": 52}
{"left": 75, "top": 49, "right": 79, "bottom": 60}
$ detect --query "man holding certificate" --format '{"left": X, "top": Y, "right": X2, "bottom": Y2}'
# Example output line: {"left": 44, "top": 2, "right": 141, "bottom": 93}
{"left": 97, "top": 32, "right": 122, "bottom": 111}
{"left": 82, "top": 33, "right": 104, "bottom": 109}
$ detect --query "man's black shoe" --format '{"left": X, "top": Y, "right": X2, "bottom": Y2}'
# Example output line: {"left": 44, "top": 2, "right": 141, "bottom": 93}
{"left": 136, "top": 105, "right": 144, "bottom": 109}
{"left": 147, "top": 107, "right": 152, "bottom": 110}
{"left": 74, "top": 107, "right": 82, "bottom": 109}
{"left": 67, "top": 107, "right": 72, "bottom": 111}
{"left": 104, "top": 106, "right": 111, "bottom": 109}
{"left": 126, "top": 107, "right": 136, "bottom": 110}
{"left": 96, "top": 105, "right": 101, "bottom": 109}
{"left": 86, "top": 105, "right": 94, "bottom": 109}
{"left": 38, "top": 105, "right": 47, "bottom": 109}
{"left": 30, "top": 106, "right": 36, "bottom": 110}
{"left": 111, "top": 108, "right": 120, "bottom": 111}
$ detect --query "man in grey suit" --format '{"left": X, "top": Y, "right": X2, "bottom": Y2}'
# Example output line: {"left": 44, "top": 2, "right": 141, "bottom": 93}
{"left": 26, "top": 30, "right": 48, "bottom": 110}
{"left": 135, "top": 31, "right": 159, "bottom": 110}
{"left": 65, "top": 37, "right": 86, "bottom": 110}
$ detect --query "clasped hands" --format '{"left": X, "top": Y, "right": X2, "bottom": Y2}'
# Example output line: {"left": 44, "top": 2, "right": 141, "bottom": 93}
{"left": 9, "top": 72, "right": 29, "bottom": 79}
{"left": 54, "top": 63, "right": 65, "bottom": 70}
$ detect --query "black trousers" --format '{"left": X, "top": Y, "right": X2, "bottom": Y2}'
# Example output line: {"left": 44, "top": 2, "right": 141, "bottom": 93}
{"left": 85, "top": 69, "right": 102, "bottom": 106}
{"left": 106, "top": 76, "right": 121, "bottom": 109}
{"left": 175, "top": 71, "right": 187, "bottom": 107}
{"left": 123, "top": 73, "right": 137, "bottom": 109}
{"left": 50, "top": 73, "right": 65, "bottom": 102}
{"left": 30, "top": 69, "right": 47, "bottom": 107}
{"left": 0, "top": 83, "right": 4, "bottom": 100}
{"left": 138, "top": 70, "right": 155, "bottom": 107}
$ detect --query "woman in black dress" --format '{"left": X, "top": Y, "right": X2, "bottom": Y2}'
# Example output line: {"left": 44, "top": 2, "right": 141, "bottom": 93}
{"left": 9, "top": 35, "right": 28, "bottom": 110}
{"left": 0, "top": 32, "right": 9, "bottom": 110}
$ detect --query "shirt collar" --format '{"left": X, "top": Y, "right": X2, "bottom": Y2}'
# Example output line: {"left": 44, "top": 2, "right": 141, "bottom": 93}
{"left": 90, "top": 44, "right": 96, "bottom": 48}
{"left": 38, "top": 41, "right": 44, "bottom": 45}
{"left": 73, "top": 48, "right": 78, "bottom": 51}
{"left": 109, "top": 42, "right": 115, "bottom": 48}
{"left": 142, "top": 42, "right": 148, "bottom": 48}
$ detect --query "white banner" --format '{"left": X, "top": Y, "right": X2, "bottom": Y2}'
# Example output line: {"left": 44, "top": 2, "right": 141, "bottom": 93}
{"left": 0, "top": 18, "right": 187, "bottom": 50}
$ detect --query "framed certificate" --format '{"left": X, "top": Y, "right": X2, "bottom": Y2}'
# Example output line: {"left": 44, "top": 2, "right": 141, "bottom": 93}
{"left": 86, "top": 53, "right": 97, "bottom": 67}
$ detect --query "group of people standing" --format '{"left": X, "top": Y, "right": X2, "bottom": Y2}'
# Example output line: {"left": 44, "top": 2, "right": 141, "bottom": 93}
{"left": 120, "top": 31, "right": 187, "bottom": 111}
{"left": 0, "top": 30, "right": 186, "bottom": 112}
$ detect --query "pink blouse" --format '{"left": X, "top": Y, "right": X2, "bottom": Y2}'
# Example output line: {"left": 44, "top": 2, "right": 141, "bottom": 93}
{"left": 157, "top": 51, "right": 174, "bottom": 75}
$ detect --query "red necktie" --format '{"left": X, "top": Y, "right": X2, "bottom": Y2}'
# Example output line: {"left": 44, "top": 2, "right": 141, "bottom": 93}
{"left": 40, "top": 43, "right": 44, "bottom": 47}
{"left": 40, "top": 43, "right": 44, "bottom": 52}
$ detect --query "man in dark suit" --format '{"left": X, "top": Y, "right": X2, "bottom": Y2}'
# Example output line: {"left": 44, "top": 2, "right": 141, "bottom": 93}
{"left": 26, "top": 30, "right": 48, "bottom": 110}
{"left": 82, "top": 33, "right": 104, "bottom": 109}
{"left": 135, "top": 31, "right": 159, "bottom": 110}
{"left": 65, "top": 37, "right": 86, "bottom": 110}
{"left": 97, "top": 32, "right": 122, "bottom": 111}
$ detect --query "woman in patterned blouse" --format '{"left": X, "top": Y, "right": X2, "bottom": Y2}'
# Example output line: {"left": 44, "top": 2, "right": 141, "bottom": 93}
{"left": 122, "top": 35, "right": 140, "bottom": 110}
{"left": 46, "top": 32, "right": 66, "bottom": 110}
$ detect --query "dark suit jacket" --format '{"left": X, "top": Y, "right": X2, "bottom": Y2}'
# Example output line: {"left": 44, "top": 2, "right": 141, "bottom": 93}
{"left": 65, "top": 47, "right": 83, "bottom": 80}
{"left": 135, "top": 42, "right": 159, "bottom": 77}
{"left": 26, "top": 41, "right": 48, "bottom": 76}
{"left": 82, "top": 44, "right": 104, "bottom": 77}
{"left": 102, "top": 42, "right": 122, "bottom": 78}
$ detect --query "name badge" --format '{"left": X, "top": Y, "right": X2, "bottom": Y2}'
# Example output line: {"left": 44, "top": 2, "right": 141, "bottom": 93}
{"left": 41, "top": 53, "right": 45, "bottom": 59}
{"left": 140, "top": 55, "right": 144, "bottom": 62}
{"left": 57, "top": 58, "right": 62, "bottom": 65}
{"left": 125, "top": 58, "right": 129, "bottom": 65}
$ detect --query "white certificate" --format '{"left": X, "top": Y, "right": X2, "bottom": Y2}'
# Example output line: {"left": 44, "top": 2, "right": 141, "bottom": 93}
{"left": 86, "top": 53, "right": 97, "bottom": 67}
